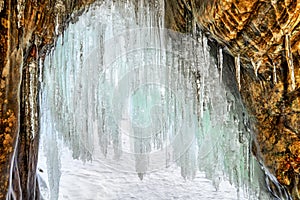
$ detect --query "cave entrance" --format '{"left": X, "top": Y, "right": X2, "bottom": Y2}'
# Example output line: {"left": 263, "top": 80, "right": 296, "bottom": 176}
{"left": 37, "top": 1, "right": 265, "bottom": 199}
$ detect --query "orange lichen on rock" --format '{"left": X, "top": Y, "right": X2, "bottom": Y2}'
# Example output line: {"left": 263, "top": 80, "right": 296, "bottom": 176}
{"left": 1, "top": 109, "right": 16, "bottom": 152}
{"left": 0, "top": 107, "right": 17, "bottom": 198}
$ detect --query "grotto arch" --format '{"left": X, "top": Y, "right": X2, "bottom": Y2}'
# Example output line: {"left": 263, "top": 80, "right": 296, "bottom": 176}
{"left": 37, "top": 2, "right": 267, "bottom": 199}
{"left": 1, "top": 0, "right": 300, "bottom": 199}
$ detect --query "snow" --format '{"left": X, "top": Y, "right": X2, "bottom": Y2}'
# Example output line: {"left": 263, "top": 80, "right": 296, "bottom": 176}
{"left": 38, "top": 144, "right": 246, "bottom": 200}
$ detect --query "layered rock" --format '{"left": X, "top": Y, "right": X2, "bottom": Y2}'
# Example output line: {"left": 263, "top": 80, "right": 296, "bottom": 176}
{"left": 1, "top": 0, "right": 300, "bottom": 199}
{"left": 179, "top": 0, "right": 300, "bottom": 198}
{"left": 0, "top": 0, "right": 96, "bottom": 198}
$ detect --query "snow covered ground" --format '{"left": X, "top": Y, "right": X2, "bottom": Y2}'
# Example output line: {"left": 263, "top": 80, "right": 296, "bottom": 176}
{"left": 38, "top": 144, "right": 246, "bottom": 200}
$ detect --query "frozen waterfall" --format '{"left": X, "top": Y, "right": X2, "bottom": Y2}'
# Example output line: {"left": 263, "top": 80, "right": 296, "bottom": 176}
{"left": 38, "top": 1, "right": 270, "bottom": 199}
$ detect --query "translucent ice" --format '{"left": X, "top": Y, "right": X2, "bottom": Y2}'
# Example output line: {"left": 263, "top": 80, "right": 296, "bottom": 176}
{"left": 39, "top": 1, "right": 268, "bottom": 199}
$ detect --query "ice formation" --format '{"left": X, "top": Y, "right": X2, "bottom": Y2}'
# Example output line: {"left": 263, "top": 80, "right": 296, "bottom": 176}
{"left": 285, "top": 33, "right": 296, "bottom": 90}
{"left": 39, "top": 1, "right": 269, "bottom": 199}
{"left": 234, "top": 54, "right": 241, "bottom": 91}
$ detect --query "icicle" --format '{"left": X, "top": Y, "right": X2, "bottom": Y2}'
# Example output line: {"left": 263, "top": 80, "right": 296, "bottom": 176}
{"left": 273, "top": 64, "right": 277, "bottom": 84}
{"left": 16, "top": 0, "right": 25, "bottom": 28}
{"left": 250, "top": 58, "right": 256, "bottom": 77}
{"left": 202, "top": 34, "right": 209, "bottom": 68}
{"left": 250, "top": 58, "right": 261, "bottom": 77}
{"left": 285, "top": 33, "right": 296, "bottom": 90}
{"left": 218, "top": 47, "right": 223, "bottom": 82}
{"left": 28, "top": 61, "right": 38, "bottom": 139}
{"left": 235, "top": 54, "right": 241, "bottom": 90}
{"left": 55, "top": 16, "right": 60, "bottom": 36}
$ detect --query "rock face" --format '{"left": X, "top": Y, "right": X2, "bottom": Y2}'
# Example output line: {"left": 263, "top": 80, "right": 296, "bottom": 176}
{"left": 0, "top": 0, "right": 299, "bottom": 199}
{"left": 0, "top": 0, "right": 96, "bottom": 199}
{"left": 166, "top": 0, "right": 300, "bottom": 198}
{"left": 193, "top": 0, "right": 300, "bottom": 198}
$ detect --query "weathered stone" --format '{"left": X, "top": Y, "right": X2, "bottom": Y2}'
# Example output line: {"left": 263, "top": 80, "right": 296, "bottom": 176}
{"left": 0, "top": 0, "right": 96, "bottom": 198}
{"left": 166, "top": 0, "right": 300, "bottom": 198}
{"left": 188, "top": 0, "right": 300, "bottom": 198}
{"left": 1, "top": 0, "right": 300, "bottom": 199}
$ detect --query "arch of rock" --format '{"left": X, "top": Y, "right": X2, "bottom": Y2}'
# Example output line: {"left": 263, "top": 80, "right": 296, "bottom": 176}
{"left": 1, "top": 0, "right": 300, "bottom": 199}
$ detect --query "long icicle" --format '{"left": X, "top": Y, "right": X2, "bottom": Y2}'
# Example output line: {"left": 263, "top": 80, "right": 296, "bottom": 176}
{"left": 273, "top": 63, "right": 277, "bottom": 84}
{"left": 285, "top": 33, "right": 296, "bottom": 90}
{"left": 218, "top": 47, "right": 223, "bottom": 82}
{"left": 235, "top": 54, "right": 241, "bottom": 90}
{"left": 251, "top": 58, "right": 261, "bottom": 78}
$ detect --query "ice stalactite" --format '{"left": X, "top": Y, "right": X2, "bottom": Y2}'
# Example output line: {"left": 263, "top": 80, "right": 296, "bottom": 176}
{"left": 218, "top": 47, "right": 223, "bottom": 82}
{"left": 16, "top": 0, "right": 25, "bottom": 28}
{"left": 250, "top": 58, "right": 262, "bottom": 78}
{"left": 285, "top": 33, "right": 296, "bottom": 90}
{"left": 273, "top": 64, "right": 277, "bottom": 84}
{"left": 39, "top": 1, "right": 269, "bottom": 199}
{"left": 235, "top": 54, "right": 241, "bottom": 91}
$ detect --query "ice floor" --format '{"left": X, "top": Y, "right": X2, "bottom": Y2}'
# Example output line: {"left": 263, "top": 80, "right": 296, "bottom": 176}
{"left": 38, "top": 144, "right": 247, "bottom": 200}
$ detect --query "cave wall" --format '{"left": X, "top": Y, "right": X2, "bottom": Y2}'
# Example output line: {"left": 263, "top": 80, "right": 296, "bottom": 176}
{"left": 166, "top": 0, "right": 300, "bottom": 198}
{"left": 1, "top": 0, "right": 300, "bottom": 199}
{"left": 0, "top": 0, "right": 96, "bottom": 198}
{"left": 189, "top": 0, "right": 300, "bottom": 197}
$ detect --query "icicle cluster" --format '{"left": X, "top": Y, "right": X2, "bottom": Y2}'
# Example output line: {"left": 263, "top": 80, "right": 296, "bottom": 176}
{"left": 39, "top": 1, "right": 269, "bottom": 199}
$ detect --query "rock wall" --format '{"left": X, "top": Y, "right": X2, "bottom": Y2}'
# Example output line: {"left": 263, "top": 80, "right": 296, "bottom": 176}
{"left": 189, "top": 0, "right": 300, "bottom": 198}
{"left": 1, "top": 0, "right": 300, "bottom": 199}
{"left": 0, "top": 0, "right": 96, "bottom": 198}
{"left": 192, "top": 0, "right": 300, "bottom": 199}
